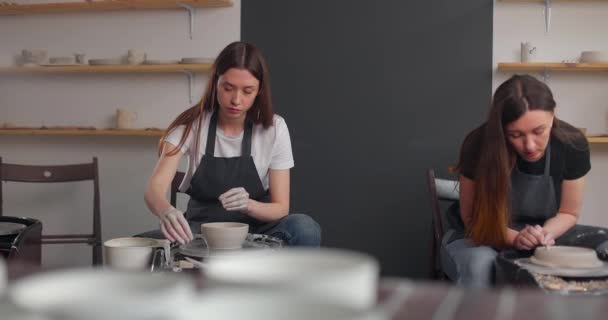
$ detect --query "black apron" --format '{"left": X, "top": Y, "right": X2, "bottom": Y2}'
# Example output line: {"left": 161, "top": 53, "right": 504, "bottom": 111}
{"left": 510, "top": 144, "right": 558, "bottom": 230}
{"left": 184, "top": 111, "right": 270, "bottom": 230}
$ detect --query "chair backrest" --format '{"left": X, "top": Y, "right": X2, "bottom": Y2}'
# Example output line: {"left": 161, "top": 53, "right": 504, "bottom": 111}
{"left": 170, "top": 171, "right": 186, "bottom": 208}
{"left": 0, "top": 157, "right": 102, "bottom": 265}
{"left": 426, "top": 168, "right": 459, "bottom": 280}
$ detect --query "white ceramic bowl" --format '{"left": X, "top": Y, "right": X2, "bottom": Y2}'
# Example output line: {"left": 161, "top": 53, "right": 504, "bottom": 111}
{"left": 201, "top": 222, "right": 249, "bottom": 249}
{"left": 580, "top": 51, "right": 608, "bottom": 63}
{"left": 178, "top": 289, "right": 386, "bottom": 320}
{"left": 8, "top": 268, "right": 194, "bottom": 320}
{"left": 205, "top": 248, "right": 380, "bottom": 310}
{"left": 104, "top": 237, "right": 165, "bottom": 270}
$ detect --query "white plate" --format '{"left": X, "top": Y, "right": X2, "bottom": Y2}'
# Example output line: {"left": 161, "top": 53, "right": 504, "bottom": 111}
{"left": 515, "top": 258, "right": 608, "bottom": 277}
{"left": 144, "top": 59, "right": 180, "bottom": 65}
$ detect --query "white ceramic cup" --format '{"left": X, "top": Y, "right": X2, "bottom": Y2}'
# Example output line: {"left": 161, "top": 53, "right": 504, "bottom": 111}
{"left": 8, "top": 268, "right": 194, "bottom": 320}
{"left": 104, "top": 237, "right": 166, "bottom": 270}
{"left": 521, "top": 42, "right": 537, "bottom": 63}
{"left": 204, "top": 248, "right": 380, "bottom": 310}
{"left": 116, "top": 108, "right": 137, "bottom": 129}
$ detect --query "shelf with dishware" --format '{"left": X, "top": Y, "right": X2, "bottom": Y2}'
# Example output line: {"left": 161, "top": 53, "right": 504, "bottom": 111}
{"left": 0, "top": 63, "right": 212, "bottom": 74}
{"left": 0, "top": 127, "right": 165, "bottom": 137}
{"left": 497, "top": 62, "right": 608, "bottom": 72}
{"left": 0, "top": 0, "right": 233, "bottom": 15}
{"left": 587, "top": 136, "right": 608, "bottom": 144}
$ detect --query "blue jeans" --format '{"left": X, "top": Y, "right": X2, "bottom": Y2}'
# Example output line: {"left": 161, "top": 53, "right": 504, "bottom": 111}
{"left": 440, "top": 230, "right": 497, "bottom": 288}
{"left": 137, "top": 213, "right": 321, "bottom": 247}
{"left": 254, "top": 213, "right": 321, "bottom": 247}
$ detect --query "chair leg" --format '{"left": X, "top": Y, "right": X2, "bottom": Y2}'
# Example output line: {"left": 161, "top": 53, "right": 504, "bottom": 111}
{"left": 93, "top": 242, "right": 103, "bottom": 265}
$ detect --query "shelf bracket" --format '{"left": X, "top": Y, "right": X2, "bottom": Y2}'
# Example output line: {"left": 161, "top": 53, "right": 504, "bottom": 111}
{"left": 181, "top": 70, "right": 195, "bottom": 103}
{"left": 544, "top": 0, "right": 552, "bottom": 34}
{"left": 541, "top": 68, "right": 550, "bottom": 83}
{"left": 177, "top": 2, "right": 195, "bottom": 40}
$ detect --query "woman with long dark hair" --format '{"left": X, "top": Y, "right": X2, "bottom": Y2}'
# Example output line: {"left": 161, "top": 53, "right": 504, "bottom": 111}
{"left": 141, "top": 41, "right": 321, "bottom": 246}
{"left": 441, "top": 74, "right": 608, "bottom": 287}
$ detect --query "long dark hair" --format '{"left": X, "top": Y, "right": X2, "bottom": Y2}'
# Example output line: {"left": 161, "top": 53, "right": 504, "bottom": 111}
{"left": 457, "top": 74, "right": 582, "bottom": 247}
{"left": 159, "top": 41, "right": 274, "bottom": 156}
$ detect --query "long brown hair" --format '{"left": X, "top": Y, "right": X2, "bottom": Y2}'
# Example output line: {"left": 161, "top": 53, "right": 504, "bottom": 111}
{"left": 159, "top": 41, "right": 274, "bottom": 156}
{"left": 456, "top": 74, "right": 572, "bottom": 248}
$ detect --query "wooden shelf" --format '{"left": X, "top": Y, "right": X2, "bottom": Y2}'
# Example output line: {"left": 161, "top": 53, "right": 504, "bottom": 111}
{"left": 0, "top": 63, "right": 212, "bottom": 74}
{"left": 500, "top": 0, "right": 606, "bottom": 2}
{"left": 498, "top": 62, "right": 608, "bottom": 72}
{"left": 588, "top": 136, "right": 608, "bottom": 144}
{"left": 0, "top": 0, "right": 233, "bottom": 16}
{"left": 0, "top": 128, "right": 164, "bottom": 137}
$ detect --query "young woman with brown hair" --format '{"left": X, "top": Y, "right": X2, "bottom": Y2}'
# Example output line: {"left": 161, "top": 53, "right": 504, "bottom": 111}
{"left": 140, "top": 41, "right": 321, "bottom": 247}
{"left": 441, "top": 74, "right": 608, "bottom": 287}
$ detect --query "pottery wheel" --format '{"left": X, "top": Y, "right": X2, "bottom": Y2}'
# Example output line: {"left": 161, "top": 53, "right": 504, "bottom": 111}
{"left": 0, "top": 222, "right": 26, "bottom": 236}
{"left": 178, "top": 233, "right": 282, "bottom": 259}
{"left": 515, "top": 258, "right": 608, "bottom": 278}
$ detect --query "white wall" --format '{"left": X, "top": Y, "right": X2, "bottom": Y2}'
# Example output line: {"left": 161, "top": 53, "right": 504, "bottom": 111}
{"left": 0, "top": 0, "right": 240, "bottom": 266}
{"left": 494, "top": 1, "right": 608, "bottom": 226}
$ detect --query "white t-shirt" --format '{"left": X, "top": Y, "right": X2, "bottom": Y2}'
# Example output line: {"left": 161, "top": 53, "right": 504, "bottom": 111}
{"left": 165, "top": 111, "right": 294, "bottom": 192}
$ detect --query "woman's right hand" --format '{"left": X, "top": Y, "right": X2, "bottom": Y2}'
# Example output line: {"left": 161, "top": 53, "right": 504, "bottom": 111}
{"left": 514, "top": 225, "right": 554, "bottom": 250}
{"left": 159, "top": 207, "right": 193, "bottom": 244}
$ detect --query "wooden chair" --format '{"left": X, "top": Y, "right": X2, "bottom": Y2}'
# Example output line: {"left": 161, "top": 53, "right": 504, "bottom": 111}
{"left": 426, "top": 168, "right": 459, "bottom": 280}
{"left": 170, "top": 171, "right": 186, "bottom": 208}
{"left": 0, "top": 157, "right": 102, "bottom": 265}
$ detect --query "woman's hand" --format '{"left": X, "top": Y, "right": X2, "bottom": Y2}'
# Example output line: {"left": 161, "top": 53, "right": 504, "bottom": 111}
{"left": 159, "top": 207, "right": 193, "bottom": 244}
{"left": 219, "top": 187, "right": 250, "bottom": 212}
{"left": 514, "top": 225, "right": 555, "bottom": 250}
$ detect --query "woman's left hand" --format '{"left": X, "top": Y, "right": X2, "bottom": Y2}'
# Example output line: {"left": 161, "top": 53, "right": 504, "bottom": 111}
{"left": 219, "top": 187, "right": 250, "bottom": 212}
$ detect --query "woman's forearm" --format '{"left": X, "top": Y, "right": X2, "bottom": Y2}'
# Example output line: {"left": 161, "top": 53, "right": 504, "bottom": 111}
{"left": 543, "top": 213, "right": 578, "bottom": 239}
{"left": 245, "top": 199, "right": 288, "bottom": 222}
{"left": 144, "top": 183, "right": 172, "bottom": 218}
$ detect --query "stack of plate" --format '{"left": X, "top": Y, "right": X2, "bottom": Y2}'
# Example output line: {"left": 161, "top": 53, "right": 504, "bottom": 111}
{"left": 180, "top": 57, "right": 213, "bottom": 64}
{"left": 89, "top": 58, "right": 123, "bottom": 66}
{"left": 143, "top": 59, "right": 180, "bottom": 65}
{"left": 580, "top": 51, "right": 608, "bottom": 63}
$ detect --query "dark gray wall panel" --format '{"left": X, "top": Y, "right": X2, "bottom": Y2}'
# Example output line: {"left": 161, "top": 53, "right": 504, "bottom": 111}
{"left": 242, "top": 0, "right": 493, "bottom": 278}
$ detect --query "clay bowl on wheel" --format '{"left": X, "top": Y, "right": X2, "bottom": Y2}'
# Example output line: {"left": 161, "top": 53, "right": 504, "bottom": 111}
{"left": 530, "top": 246, "right": 603, "bottom": 269}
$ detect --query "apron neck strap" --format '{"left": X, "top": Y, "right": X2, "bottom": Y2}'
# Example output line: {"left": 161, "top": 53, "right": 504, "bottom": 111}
{"left": 543, "top": 143, "right": 551, "bottom": 176}
{"left": 205, "top": 111, "right": 254, "bottom": 157}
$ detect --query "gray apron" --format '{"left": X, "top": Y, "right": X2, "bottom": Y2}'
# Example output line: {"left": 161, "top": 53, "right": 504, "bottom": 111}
{"left": 444, "top": 145, "right": 557, "bottom": 242}
{"left": 184, "top": 111, "right": 276, "bottom": 232}
{"left": 510, "top": 144, "right": 558, "bottom": 230}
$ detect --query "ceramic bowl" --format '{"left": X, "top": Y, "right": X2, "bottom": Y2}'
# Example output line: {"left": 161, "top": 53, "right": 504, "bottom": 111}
{"left": 580, "top": 51, "right": 608, "bottom": 63}
{"left": 204, "top": 248, "right": 380, "bottom": 310}
{"left": 531, "top": 246, "right": 603, "bottom": 269}
{"left": 8, "top": 268, "right": 194, "bottom": 320}
{"left": 201, "top": 222, "right": 249, "bottom": 249}
{"left": 104, "top": 237, "right": 166, "bottom": 270}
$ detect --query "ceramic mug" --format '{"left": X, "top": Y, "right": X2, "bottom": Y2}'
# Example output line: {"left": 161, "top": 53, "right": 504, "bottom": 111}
{"left": 521, "top": 42, "right": 537, "bottom": 63}
{"left": 116, "top": 109, "right": 137, "bottom": 129}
